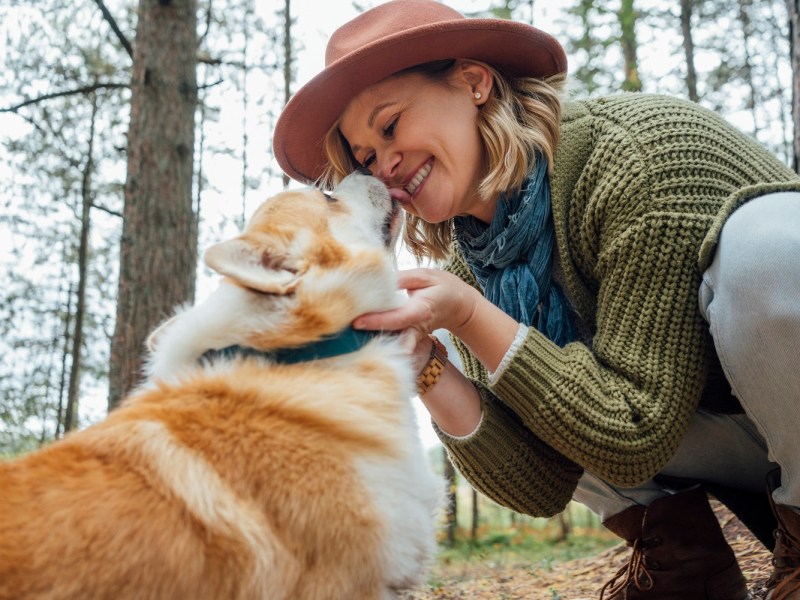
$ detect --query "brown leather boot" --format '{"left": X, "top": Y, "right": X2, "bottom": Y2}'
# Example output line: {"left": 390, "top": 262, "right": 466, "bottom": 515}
{"left": 767, "top": 469, "right": 800, "bottom": 600}
{"left": 599, "top": 486, "right": 748, "bottom": 599}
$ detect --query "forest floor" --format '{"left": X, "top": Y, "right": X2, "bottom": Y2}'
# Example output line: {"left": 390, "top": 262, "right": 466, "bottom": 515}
{"left": 405, "top": 500, "right": 773, "bottom": 599}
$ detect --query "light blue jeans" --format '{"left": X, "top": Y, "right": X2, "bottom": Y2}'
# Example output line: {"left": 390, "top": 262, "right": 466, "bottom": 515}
{"left": 574, "top": 191, "right": 800, "bottom": 520}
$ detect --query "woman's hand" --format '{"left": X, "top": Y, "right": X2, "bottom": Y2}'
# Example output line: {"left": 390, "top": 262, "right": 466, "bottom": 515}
{"left": 352, "top": 268, "right": 477, "bottom": 363}
{"left": 353, "top": 267, "right": 520, "bottom": 374}
{"left": 353, "top": 268, "right": 476, "bottom": 329}
{"left": 352, "top": 267, "right": 485, "bottom": 435}
{"left": 352, "top": 266, "right": 522, "bottom": 437}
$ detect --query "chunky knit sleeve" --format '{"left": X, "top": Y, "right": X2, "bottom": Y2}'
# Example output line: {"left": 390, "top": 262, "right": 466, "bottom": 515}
{"left": 492, "top": 219, "right": 710, "bottom": 487}
{"left": 436, "top": 253, "right": 583, "bottom": 517}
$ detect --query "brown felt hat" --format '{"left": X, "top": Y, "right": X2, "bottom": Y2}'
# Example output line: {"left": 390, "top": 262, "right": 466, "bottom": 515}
{"left": 272, "top": 0, "right": 567, "bottom": 184}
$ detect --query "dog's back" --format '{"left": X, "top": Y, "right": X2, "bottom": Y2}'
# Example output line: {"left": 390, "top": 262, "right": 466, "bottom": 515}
{"left": 0, "top": 349, "right": 438, "bottom": 599}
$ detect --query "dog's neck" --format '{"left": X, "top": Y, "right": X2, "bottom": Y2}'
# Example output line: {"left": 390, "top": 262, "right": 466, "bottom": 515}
{"left": 200, "top": 326, "right": 383, "bottom": 366}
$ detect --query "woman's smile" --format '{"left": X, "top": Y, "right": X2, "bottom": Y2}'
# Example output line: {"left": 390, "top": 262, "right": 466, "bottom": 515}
{"left": 389, "top": 158, "right": 434, "bottom": 212}
{"left": 404, "top": 159, "right": 433, "bottom": 196}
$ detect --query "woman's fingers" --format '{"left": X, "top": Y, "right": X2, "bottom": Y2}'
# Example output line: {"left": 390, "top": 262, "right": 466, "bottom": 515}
{"left": 352, "top": 267, "right": 465, "bottom": 332}
{"left": 353, "top": 303, "right": 423, "bottom": 331}
{"left": 395, "top": 268, "right": 439, "bottom": 291}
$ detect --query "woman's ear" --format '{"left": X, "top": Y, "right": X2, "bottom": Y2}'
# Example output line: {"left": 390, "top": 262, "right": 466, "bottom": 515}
{"left": 457, "top": 60, "right": 493, "bottom": 105}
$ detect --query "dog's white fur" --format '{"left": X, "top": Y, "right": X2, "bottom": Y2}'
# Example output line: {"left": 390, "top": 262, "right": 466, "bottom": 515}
{"left": 0, "top": 172, "right": 441, "bottom": 600}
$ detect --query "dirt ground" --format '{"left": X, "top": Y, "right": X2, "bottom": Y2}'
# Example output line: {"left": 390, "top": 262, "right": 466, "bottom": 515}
{"left": 406, "top": 500, "right": 773, "bottom": 599}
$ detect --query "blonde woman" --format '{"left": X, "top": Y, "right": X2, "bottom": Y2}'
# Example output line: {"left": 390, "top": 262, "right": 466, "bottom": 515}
{"left": 273, "top": 1, "right": 800, "bottom": 598}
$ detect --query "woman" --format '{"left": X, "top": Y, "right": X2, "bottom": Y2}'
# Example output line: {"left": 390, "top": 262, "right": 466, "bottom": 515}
{"left": 273, "top": 1, "right": 800, "bottom": 598}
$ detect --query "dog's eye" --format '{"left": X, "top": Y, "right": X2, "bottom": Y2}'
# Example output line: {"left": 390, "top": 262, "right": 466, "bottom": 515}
{"left": 322, "top": 192, "right": 337, "bottom": 203}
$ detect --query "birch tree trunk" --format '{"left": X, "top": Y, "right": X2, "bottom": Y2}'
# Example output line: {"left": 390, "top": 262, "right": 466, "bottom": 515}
{"left": 109, "top": 0, "right": 198, "bottom": 408}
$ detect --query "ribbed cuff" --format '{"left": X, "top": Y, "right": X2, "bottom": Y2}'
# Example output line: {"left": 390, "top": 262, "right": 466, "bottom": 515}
{"left": 435, "top": 411, "right": 484, "bottom": 441}
{"left": 434, "top": 383, "right": 581, "bottom": 517}
{"left": 488, "top": 323, "right": 529, "bottom": 386}
{"left": 491, "top": 327, "right": 566, "bottom": 424}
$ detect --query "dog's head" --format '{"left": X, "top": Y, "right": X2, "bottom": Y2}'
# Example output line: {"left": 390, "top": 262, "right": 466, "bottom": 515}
{"left": 205, "top": 172, "right": 400, "bottom": 295}
{"left": 197, "top": 171, "right": 404, "bottom": 350}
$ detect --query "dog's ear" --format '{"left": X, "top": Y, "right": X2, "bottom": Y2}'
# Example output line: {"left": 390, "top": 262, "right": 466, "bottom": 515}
{"left": 203, "top": 237, "right": 305, "bottom": 294}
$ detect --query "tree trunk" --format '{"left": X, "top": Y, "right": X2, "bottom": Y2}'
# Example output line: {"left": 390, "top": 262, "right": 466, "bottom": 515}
{"left": 556, "top": 508, "right": 573, "bottom": 542}
{"left": 55, "top": 279, "right": 74, "bottom": 440}
{"left": 680, "top": 0, "right": 699, "bottom": 102}
{"left": 282, "top": 0, "right": 292, "bottom": 188}
{"left": 471, "top": 488, "right": 479, "bottom": 541}
{"left": 443, "top": 448, "right": 458, "bottom": 547}
{"left": 240, "top": 0, "right": 251, "bottom": 225}
{"left": 618, "top": 0, "right": 642, "bottom": 92}
{"left": 64, "top": 92, "right": 98, "bottom": 432}
{"left": 787, "top": 0, "right": 800, "bottom": 173}
{"left": 109, "top": 0, "right": 198, "bottom": 408}
{"left": 768, "top": 0, "right": 793, "bottom": 165}
{"left": 737, "top": 0, "right": 760, "bottom": 137}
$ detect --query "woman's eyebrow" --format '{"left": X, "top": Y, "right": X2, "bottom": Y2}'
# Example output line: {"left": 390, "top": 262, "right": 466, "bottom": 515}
{"left": 368, "top": 102, "right": 394, "bottom": 127}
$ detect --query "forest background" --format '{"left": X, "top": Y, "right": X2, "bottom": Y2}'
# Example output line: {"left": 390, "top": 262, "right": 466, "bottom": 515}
{"left": 1, "top": 0, "right": 799, "bottom": 589}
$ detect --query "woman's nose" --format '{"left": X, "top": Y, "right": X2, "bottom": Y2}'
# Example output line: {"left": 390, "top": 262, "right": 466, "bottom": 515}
{"left": 375, "top": 151, "right": 400, "bottom": 184}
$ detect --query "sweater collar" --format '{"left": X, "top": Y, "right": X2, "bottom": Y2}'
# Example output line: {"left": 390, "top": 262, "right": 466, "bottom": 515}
{"left": 201, "top": 326, "right": 381, "bottom": 366}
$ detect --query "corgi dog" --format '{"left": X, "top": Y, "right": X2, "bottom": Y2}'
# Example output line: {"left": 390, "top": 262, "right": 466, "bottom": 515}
{"left": 0, "top": 172, "right": 442, "bottom": 600}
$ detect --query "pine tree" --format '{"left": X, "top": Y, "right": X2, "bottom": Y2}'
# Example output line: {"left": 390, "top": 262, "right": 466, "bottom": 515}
{"left": 108, "top": 0, "right": 199, "bottom": 408}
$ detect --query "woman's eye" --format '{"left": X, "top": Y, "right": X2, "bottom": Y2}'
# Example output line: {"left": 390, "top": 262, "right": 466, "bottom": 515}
{"left": 356, "top": 115, "right": 397, "bottom": 168}
{"left": 383, "top": 116, "right": 398, "bottom": 138}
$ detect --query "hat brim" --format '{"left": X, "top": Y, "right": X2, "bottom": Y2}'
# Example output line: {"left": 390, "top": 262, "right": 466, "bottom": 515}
{"left": 273, "top": 18, "right": 567, "bottom": 184}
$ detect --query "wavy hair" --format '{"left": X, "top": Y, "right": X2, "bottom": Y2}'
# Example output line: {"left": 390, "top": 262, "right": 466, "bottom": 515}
{"left": 320, "top": 60, "right": 565, "bottom": 261}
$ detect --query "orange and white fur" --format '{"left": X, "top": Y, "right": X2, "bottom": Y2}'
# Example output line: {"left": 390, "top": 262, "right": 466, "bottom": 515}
{"left": 0, "top": 172, "right": 441, "bottom": 600}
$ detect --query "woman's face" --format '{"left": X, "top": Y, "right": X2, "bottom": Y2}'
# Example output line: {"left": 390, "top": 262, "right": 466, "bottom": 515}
{"left": 339, "top": 67, "right": 494, "bottom": 223}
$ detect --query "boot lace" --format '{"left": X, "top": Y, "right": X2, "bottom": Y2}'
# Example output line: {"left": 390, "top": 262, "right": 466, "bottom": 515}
{"left": 599, "top": 537, "right": 656, "bottom": 600}
{"left": 769, "top": 527, "right": 800, "bottom": 600}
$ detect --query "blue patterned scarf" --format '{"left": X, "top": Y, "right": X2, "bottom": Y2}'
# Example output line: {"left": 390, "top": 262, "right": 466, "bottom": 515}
{"left": 454, "top": 157, "right": 575, "bottom": 347}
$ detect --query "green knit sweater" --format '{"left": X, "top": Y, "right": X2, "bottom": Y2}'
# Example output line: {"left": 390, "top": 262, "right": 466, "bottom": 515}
{"left": 439, "top": 93, "right": 800, "bottom": 517}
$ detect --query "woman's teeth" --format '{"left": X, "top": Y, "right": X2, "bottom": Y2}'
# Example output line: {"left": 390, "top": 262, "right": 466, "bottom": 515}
{"left": 405, "top": 162, "right": 432, "bottom": 195}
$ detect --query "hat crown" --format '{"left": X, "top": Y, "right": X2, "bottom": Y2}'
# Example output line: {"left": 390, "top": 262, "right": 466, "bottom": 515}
{"left": 326, "top": 0, "right": 464, "bottom": 66}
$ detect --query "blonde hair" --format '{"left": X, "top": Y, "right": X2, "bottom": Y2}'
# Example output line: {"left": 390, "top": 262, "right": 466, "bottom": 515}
{"left": 320, "top": 60, "right": 565, "bottom": 261}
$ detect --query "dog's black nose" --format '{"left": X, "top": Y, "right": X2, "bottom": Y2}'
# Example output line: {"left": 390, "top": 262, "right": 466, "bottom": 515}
{"left": 356, "top": 166, "right": 373, "bottom": 176}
